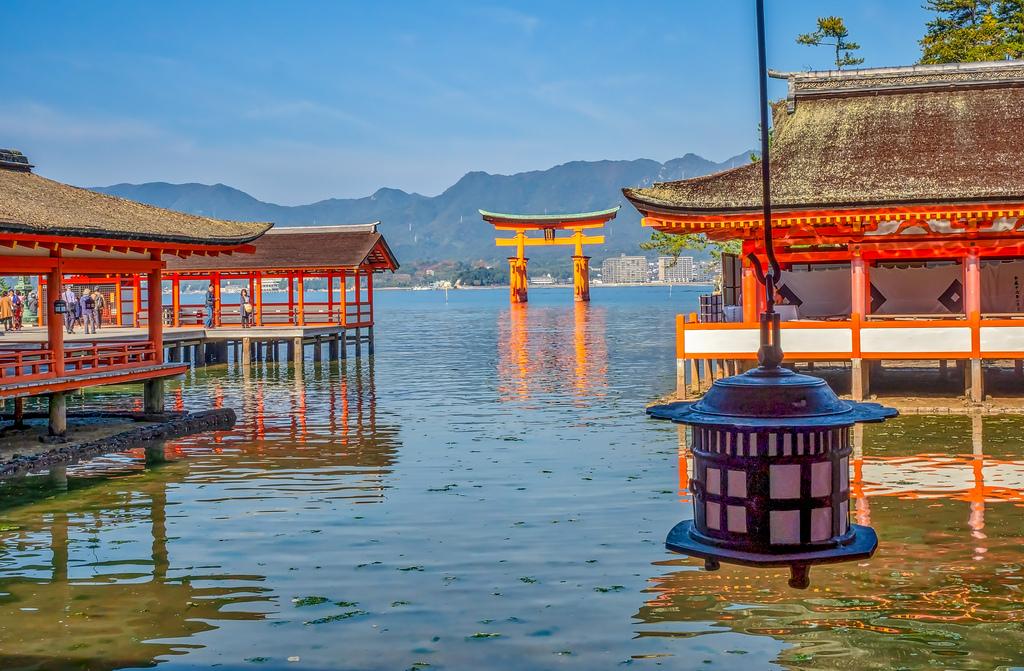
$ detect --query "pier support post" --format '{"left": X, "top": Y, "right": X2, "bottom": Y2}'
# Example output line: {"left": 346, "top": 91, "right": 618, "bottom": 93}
{"left": 676, "top": 359, "right": 687, "bottom": 400}
{"left": 368, "top": 326, "right": 374, "bottom": 356}
{"left": 313, "top": 336, "right": 322, "bottom": 362}
{"left": 851, "top": 358, "right": 870, "bottom": 401}
{"left": 145, "top": 443, "right": 166, "bottom": 465}
{"left": 144, "top": 379, "right": 165, "bottom": 417}
{"left": 48, "top": 392, "right": 67, "bottom": 439}
{"left": 340, "top": 330, "right": 347, "bottom": 360}
{"left": 12, "top": 397, "right": 25, "bottom": 429}
{"left": 967, "top": 359, "right": 984, "bottom": 403}
{"left": 169, "top": 344, "right": 181, "bottom": 363}
{"left": 241, "top": 337, "right": 252, "bottom": 367}
{"left": 293, "top": 337, "right": 304, "bottom": 366}
{"left": 354, "top": 329, "right": 362, "bottom": 357}
{"left": 328, "top": 335, "right": 339, "bottom": 360}
{"left": 49, "top": 465, "right": 68, "bottom": 491}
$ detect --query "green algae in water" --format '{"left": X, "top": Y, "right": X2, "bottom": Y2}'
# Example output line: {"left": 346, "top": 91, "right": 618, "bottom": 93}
{"left": 292, "top": 596, "right": 330, "bottom": 607}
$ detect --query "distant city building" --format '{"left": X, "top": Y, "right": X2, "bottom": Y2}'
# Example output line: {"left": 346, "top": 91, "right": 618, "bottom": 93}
{"left": 658, "top": 256, "right": 694, "bottom": 283}
{"left": 602, "top": 255, "right": 648, "bottom": 284}
{"left": 529, "top": 274, "right": 556, "bottom": 285}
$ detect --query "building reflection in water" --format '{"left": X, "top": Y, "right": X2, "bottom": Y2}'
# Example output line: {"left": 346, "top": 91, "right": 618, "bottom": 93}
{"left": 497, "top": 302, "right": 608, "bottom": 403}
{"left": 642, "top": 414, "right": 1024, "bottom": 668}
{"left": 0, "top": 467, "right": 271, "bottom": 671}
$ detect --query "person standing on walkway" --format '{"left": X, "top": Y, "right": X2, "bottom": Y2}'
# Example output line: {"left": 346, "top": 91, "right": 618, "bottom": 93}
{"left": 80, "top": 289, "right": 97, "bottom": 335}
{"left": 62, "top": 286, "right": 77, "bottom": 334}
{"left": 240, "top": 288, "right": 252, "bottom": 328}
{"left": 93, "top": 289, "right": 106, "bottom": 329}
{"left": 11, "top": 289, "right": 22, "bottom": 330}
{"left": 0, "top": 290, "right": 13, "bottom": 333}
{"left": 204, "top": 284, "right": 216, "bottom": 328}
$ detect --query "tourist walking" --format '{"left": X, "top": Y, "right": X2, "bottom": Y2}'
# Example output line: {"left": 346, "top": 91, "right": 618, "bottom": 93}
{"left": 0, "top": 290, "right": 13, "bottom": 333}
{"left": 93, "top": 289, "right": 105, "bottom": 329}
{"left": 62, "top": 286, "right": 77, "bottom": 334}
{"left": 204, "top": 284, "right": 216, "bottom": 328}
{"left": 240, "top": 288, "right": 252, "bottom": 327}
{"left": 80, "top": 289, "right": 97, "bottom": 335}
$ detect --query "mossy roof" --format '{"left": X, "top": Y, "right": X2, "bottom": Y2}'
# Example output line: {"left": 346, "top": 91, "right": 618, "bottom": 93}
{"left": 0, "top": 167, "right": 271, "bottom": 246}
{"left": 624, "top": 61, "right": 1024, "bottom": 216}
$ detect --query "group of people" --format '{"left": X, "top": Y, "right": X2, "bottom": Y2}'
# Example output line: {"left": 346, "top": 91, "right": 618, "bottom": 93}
{"left": 202, "top": 284, "right": 254, "bottom": 328}
{"left": 62, "top": 287, "right": 106, "bottom": 335}
{"left": 0, "top": 289, "right": 34, "bottom": 334}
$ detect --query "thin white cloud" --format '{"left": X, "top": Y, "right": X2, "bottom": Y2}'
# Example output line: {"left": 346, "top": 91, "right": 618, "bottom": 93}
{"left": 471, "top": 6, "right": 541, "bottom": 34}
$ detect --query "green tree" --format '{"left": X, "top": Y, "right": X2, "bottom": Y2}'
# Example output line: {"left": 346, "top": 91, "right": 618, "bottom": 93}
{"left": 920, "top": 0, "right": 1023, "bottom": 62}
{"left": 797, "top": 16, "right": 865, "bottom": 69}
{"left": 640, "top": 231, "right": 740, "bottom": 263}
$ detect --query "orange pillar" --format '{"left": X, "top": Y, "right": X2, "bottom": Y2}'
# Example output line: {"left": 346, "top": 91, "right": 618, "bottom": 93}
{"left": 46, "top": 265, "right": 64, "bottom": 376}
{"left": 171, "top": 274, "right": 180, "bottom": 327}
{"left": 296, "top": 271, "right": 305, "bottom": 326}
{"left": 366, "top": 270, "right": 374, "bottom": 324}
{"left": 147, "top": 257, "right": 164, "bottom": 364}
{"left": 573, "top": 256, "right": 590, "bottom": 302}
{"left": 339, "top": 270, "right": 347, "bottom": 326}
{"left": 37, "top": 274, "right": 45, "bottom": 326}
{"left": 965, "top": 248, "right": 983, "bottom": 402}
{"left": 288, "top": 274, "right": 295, "bottom": 325}
{"left": 851, "top": 252, "right": 867, "bottom": 319}
{"left": 113, "top": 278, "right": 121, "bottom": 327}
{"left": 131, "top": 275, "right": 141, "bottom": 328}
{"left": 741, "top": 257, "right": 758, "bottom": 323}
{"left": 212, "top": 272, "right": 222, "bottom": 327}
{"left": 508, "top": 231, "right": 528, "bottom": 304}
{"left": 254, "top": 272, "right": 263, "bottom": 326}
{"left": 327, "top": 272, "right": 335, "bottom": 322}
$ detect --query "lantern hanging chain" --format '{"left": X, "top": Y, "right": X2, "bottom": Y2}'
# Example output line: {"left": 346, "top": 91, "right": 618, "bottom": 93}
{"left": 751, "top": 0, "right": 784, "bottom": 368}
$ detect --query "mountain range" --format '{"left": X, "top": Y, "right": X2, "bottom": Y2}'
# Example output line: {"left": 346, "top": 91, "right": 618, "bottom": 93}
{"left": 92, "top": 152, "right": 751, "bottom": 269}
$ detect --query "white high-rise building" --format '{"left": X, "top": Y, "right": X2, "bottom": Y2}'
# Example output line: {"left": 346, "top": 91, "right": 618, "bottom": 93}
{"left": 601, "top": 255, "right": 648, "bottom": 284}
{"left": 658, "top": 256, "right": 694, "bottom": 283}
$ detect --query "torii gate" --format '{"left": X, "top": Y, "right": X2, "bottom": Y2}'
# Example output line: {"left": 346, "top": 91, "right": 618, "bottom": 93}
{"left": 480, "top": 206, "right": 619, "bottom": 303}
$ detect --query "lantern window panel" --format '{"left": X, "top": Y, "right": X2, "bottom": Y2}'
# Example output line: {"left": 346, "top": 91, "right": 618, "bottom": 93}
{"left": 769, "top": 510, "right": 800, "bottom": 544}
{"left": 727, "top": 469, "right": 747, "bottom": 498}
{"left": 840, "top": 500, "right": 849, "bottom": 533}
{"left": 706, "top": 501, "right": 721, "bottom": 530}
{"left": 840, "top": 456, "right": 850, "bottom": 492}
{"left": 706, "top": 467, "right": 721, "bottom": 496}
{"left": 769, "top": 464, "right": 801, "bottom": 499}
{"left": 811, "top": 507, "right": 832, "bottom": 542}
{"left": 727, "top": 505, "right": 747, "bottom": 533}
{"left": 810, "top": 460, "right": 832, "bottom": 497}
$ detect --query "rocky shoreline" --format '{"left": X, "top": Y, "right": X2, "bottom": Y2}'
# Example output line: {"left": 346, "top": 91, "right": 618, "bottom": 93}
{"left": 0, "top": 408, "right": 237, "bottom": 478}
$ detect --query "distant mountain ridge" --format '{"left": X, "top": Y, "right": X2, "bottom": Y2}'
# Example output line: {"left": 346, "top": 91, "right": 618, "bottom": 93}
{"left": 92, "top": 152, "right": 751, "bottom": 266}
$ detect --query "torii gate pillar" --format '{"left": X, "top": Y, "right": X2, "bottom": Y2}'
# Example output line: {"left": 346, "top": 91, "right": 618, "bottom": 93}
{"left": 573, "top": 255, "right": 590, "bottom": 302}
{"left": 509, "top": 256, "right": 529, "bottom": 304}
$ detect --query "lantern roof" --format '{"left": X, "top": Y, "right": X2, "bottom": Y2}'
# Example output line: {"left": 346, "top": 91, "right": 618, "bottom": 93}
{"left": 649, "top": 366, "right": 897, "bottom": 429}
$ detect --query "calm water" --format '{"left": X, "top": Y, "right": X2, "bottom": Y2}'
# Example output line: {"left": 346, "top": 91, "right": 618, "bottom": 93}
{"left": 1, "top": 286, "right": 1023, "bottom": 670}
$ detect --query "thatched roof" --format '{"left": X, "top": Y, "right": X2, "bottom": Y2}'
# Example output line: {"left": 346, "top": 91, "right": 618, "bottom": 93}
{"left": 0, "top": 163, "right": 271, "bottom": 246}
{"left": 166, "top": 223, "right": 400, "bottom": 272}
{"left": 624, "top": 60, "right": 1024, "bottom": 216}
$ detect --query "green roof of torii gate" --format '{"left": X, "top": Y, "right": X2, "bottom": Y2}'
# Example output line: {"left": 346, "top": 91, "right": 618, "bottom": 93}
{"left": 479, "top": 206, "right": 620, "bottom": 225}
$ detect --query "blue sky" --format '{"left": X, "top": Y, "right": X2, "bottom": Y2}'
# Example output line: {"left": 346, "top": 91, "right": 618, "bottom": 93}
{"left": 2, "top": 1, "right": 929, "bottom": 204}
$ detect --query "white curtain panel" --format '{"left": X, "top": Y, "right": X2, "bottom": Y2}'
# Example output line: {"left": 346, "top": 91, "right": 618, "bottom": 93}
{"left": 870, "top": 264, "right": 963, "bottom": 315}
{"left": 778, "top": 267, "right": 852, "bottom": 319}
{"left": 981, "top": 260, "right": 1024, "bottom": 313}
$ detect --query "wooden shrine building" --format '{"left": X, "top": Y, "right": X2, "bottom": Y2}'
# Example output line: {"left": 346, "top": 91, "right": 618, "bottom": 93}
{"left": 164, "top": 223, "right": 399, "bottom": 341}
{"left": 0, "top": 149, "right": 269, "bottom": 436}
{"left": 624, "top": 60, "right": 1024, "bottom": 403}
{"left": 480, "top": 207, "right": 619, "bottom": 303}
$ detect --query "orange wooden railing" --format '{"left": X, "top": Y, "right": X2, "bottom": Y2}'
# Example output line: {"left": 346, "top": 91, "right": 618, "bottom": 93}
{"left": 63, "top": 341, "right": 157, "bottom": 373}
{"left": 0, "top": 347, "right": 58, "bottom": 383}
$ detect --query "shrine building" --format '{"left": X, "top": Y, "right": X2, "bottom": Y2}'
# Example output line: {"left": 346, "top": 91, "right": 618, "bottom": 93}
{"left": 624, "top": 60, "right": 1024, "bottom": 402}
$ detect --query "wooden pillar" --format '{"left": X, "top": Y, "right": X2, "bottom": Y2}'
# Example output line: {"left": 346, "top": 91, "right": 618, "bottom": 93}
{"left": 851, "top": 358, "right": 870, "bottom": 401}
{"left": 313, "top": 336, "right": 322, "bottom": 362}
{"left": 339, "top": 270, "right": 348, "bottom": 326}
{"left": 367, "top": 326, "right": 374, "bottom": 356}
{"left": 741, "top": 256, "right": 758, "bottom": 323}
{"left": 48, "top": 392, "right": 67, "bottom": 439}
{"left": 328, "top": 335, "right": 339, "bottom": 360}
{"left": 676, "top": 358, "right": 687, "bottom": 400}
{"left": 293, "top": 336, "right": 304, "bottom": 366}
{"left": 212, "top": 272, "right": 222, "bottom": 327}
{"left": 12, "top": 397, "right": 25, "bottom": 429}
{"left": 288, "top": 274, "right": 296, "bottom": 325}
{"left": 171, "top": 274, "right": 181, "bottom": 327}
{"left": 573, "top": 255, "right": 591, "bottom": 303}
{"left": 46, "top": 264, "right": 65, "bottom": 377}
{"left": 254, "top": 271, "right": 264, "bottom": 327}
{"left": 366, "top": 270, "right": 374, "bottom": 325}
{"left": 131, "top": 274, "right": 141, "bottom": 328}
{"left": 144, "top": 378, "right": 165, "bottom": 416}
{"left": 147, "top": 256, "right": 164, "bottom": 365}
{"left": 241, "top": 337, "right": 252, "bottom": 366}
{"left": 327, "top": 272, "right": 335, "bottom": 322}
{"left": 354, "top": 328, "right": 362, "bottom": 357}
{"left": 296, "top": 271, "right": 305, "bottom": 326}
{"left": 340, "top": 330, "right": 347, "bottom": 359}
{"left": 965, "top": 248, "right": 983, "bottom": 403}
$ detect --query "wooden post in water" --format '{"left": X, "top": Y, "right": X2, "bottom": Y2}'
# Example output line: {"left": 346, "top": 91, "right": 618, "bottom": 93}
{"left": 293, "top": 336, "right": 304, "bottom": 366}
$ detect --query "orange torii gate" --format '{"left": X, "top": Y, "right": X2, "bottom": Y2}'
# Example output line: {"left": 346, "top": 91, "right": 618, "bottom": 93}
{"left": 480, "top": 207, "right": 619, "bottom": 303}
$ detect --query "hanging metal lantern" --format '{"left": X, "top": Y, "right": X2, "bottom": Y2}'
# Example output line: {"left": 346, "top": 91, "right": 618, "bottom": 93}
{"left": 649, "top": 362, "right": 895, "bottom": 588}
{"left": 649, "top": 0, "right": 897, "bottom": 589}
{"left": 53, "top": 298, "right": 68, "bottom": 315}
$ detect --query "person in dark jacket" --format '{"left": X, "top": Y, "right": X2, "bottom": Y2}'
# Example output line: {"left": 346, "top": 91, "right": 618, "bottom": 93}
{"left": 204, "top": 284, "right": 216, "bottom": 328}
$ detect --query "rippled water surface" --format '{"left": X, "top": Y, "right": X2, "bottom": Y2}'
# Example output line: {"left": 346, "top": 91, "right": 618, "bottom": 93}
{"left": 1, "top": 286, "right": 1024, "bottom": 670}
